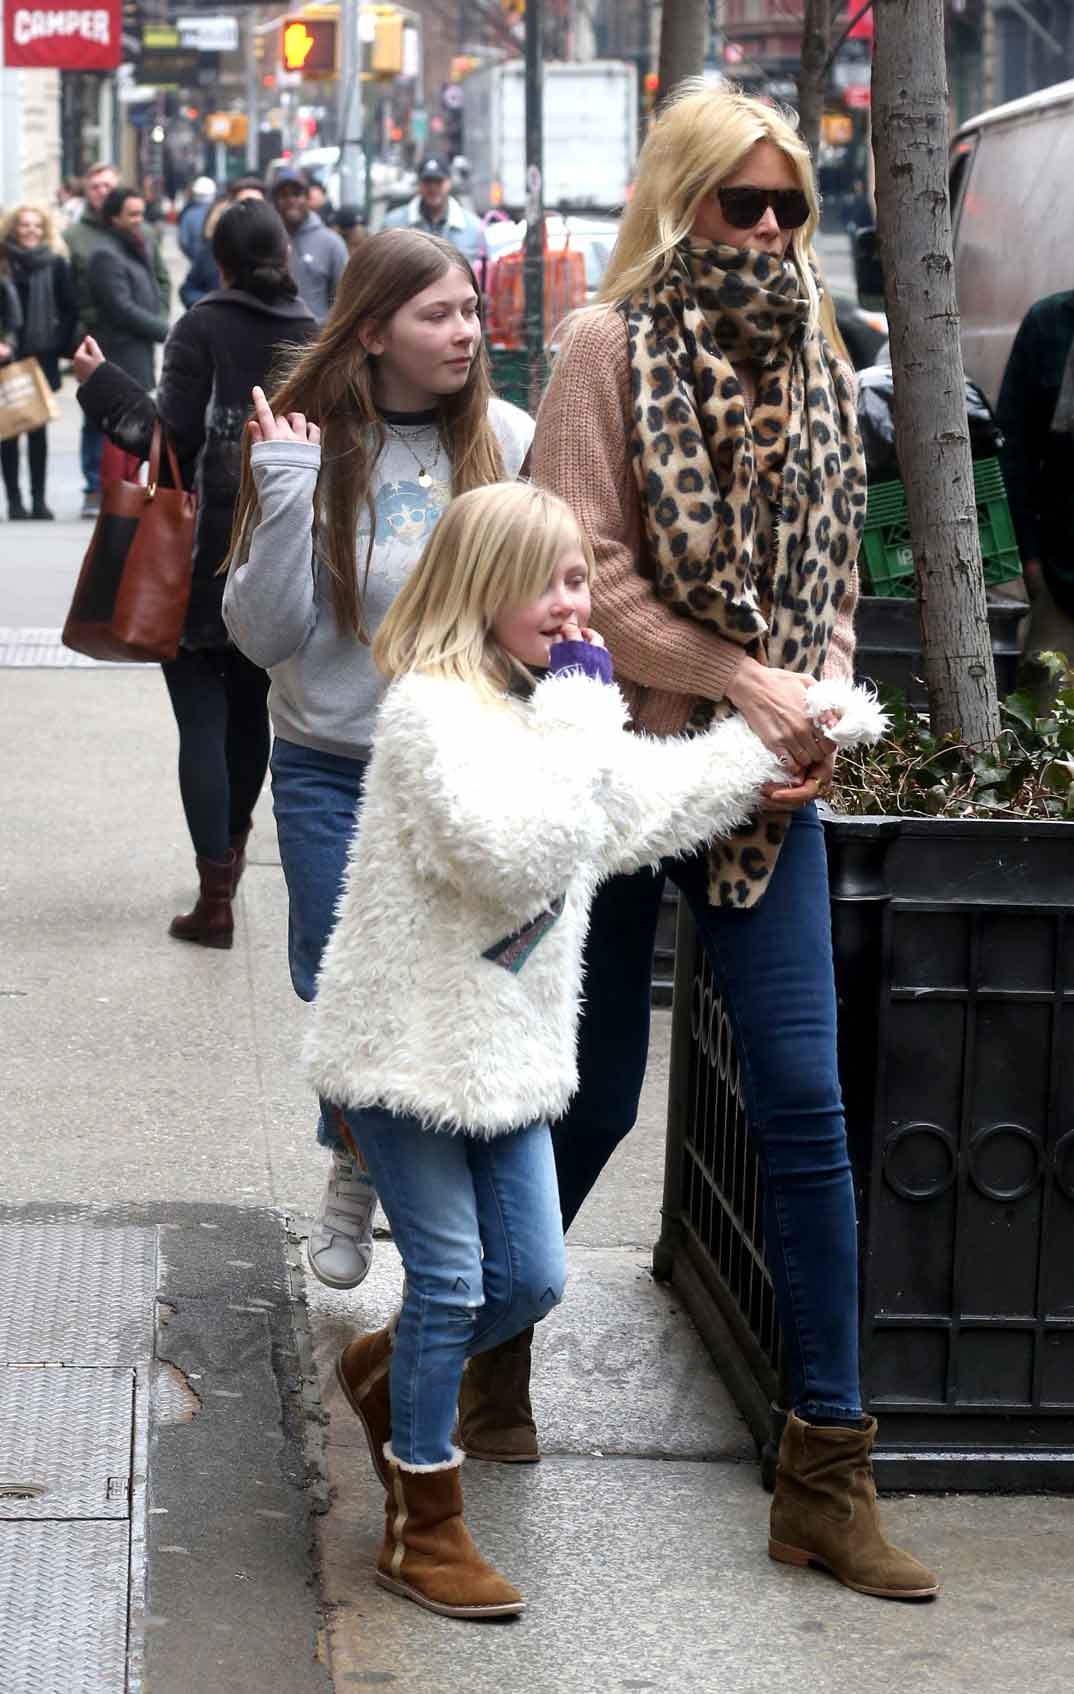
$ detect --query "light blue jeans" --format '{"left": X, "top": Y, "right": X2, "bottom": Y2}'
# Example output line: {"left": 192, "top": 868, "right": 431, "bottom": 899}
{"left": 344, "top": 1106, "right": 567, "bottom": 1466}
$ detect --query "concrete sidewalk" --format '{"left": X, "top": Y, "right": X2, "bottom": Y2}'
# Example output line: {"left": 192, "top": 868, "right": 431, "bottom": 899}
{"left": 3, "top": 380, "right": 1074, "bottom": 1694}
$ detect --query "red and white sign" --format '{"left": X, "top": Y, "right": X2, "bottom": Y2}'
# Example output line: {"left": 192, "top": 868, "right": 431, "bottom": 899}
{"left": 843, "top": 84, "right": 872, "bottom": 109}
{"left": 3, "top": 0, "right": 121, "bottom": 69}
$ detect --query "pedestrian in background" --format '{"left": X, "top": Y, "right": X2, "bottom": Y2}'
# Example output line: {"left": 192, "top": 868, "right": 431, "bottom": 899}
{"left": 67, "top": 162, "right": 171, "bottom": 514}
{"left": 997, "top": 287, "right": 1074, "bottom": 701}
{"left": 180, "top": 175, "right": 265, "bottom": 309}
{"left": 223, "top": 228, "right": 533, "bottom": 1298}
{"left": 304, "top": 480, "right": 793, "bottom": 1619}
{"left": 86, "top": 185, "right": 169, "bottom": 394}
{"left": 0, "top": 203, "right": 77, "bottom": 520}
{"left": 383, "top": 156, "right": 487, "bottom": 267}
{"left": 469, "top": 82, "right": 938, "bottom": 1604}
{"left": 0, "top": 253, "right": 24, "bottom": 520}
{"left": 329, "top": 204, "right": 366, "bottom": 257}
{"left": 270, "top": 168, "right": 347, "bottom": 325}
{"left": 177, "top": 175, "right": 216, "bottom": 260}
{"left": 307, "top": 174, "right": 336, "bottom": 228}
{"left": 74, "top": 199, "right": 316, "bottom": 948}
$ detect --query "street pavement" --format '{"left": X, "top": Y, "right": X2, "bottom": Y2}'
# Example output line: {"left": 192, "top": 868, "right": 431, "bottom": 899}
{"left": 3, "top": 277, "right": 1074, "bottom": 1693}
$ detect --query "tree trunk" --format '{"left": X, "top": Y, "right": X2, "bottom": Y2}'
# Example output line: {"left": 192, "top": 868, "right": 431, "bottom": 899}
{"left": 796, "top": 0, "right": 831, "bottom": 161}
{"left": 657, "top": 0, "right": 708, "bottom": 103}
{"left": 871, "top": 0, "right": 1000, "bottom": 743}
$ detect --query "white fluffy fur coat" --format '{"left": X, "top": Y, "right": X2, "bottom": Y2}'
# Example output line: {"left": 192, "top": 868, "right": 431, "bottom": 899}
{"left": 304, "top": 668, "right": 785, "bottom": 1137}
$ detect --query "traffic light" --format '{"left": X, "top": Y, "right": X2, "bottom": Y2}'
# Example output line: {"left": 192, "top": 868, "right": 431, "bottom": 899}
{"left": 371, "top": 12, "right": 403, "bottom": 77}
{"left": 281, "top": 17, "right": 337, "bottom": 76}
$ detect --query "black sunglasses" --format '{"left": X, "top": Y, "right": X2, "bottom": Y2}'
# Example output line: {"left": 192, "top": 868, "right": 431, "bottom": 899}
{"left": 716, "top": 186, "right": 810, "bottom": 231}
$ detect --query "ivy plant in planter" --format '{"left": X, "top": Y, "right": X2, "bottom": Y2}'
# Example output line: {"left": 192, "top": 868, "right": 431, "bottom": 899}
{"left": 655, "top": 655, "right": 1074, "bottom": 1492}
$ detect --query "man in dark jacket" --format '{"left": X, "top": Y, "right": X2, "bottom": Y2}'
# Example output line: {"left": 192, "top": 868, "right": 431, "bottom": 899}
{"left": 86, "top": 186, "right": 169, "bottom": 393}
{"left": 67, "top": 162, "right": 172, "bottom": 514}
{"left": 997, "top": 289, "right": 1074, "bottom": 697}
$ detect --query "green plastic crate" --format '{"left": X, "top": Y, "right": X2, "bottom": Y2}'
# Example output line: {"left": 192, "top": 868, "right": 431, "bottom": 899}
{"left": 488, "top": 347, "right": 547, "bottom": 412}
{"left": 860, "top": 456, "right": 1021, "bottom": 598}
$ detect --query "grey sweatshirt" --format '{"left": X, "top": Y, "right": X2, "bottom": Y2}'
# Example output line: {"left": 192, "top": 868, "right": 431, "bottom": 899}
{"left": 289, "top": 212, "right": 348, "bottom": 324}
{"left": 222, "top": 398, "right": 535, "bottom": 759}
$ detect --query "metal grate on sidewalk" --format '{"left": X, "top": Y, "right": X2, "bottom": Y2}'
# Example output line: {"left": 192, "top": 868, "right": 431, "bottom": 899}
{"left": 0, "top": 629, "right": 138, "bottom": 669}
{"left": 0, "top": 1225, "right": 157, "bottom": 1694}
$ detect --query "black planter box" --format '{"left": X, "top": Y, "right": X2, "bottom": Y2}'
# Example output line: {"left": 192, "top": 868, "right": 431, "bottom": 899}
{"left": 654, "top": 813, "right": 1074, "bottom": 1490}
{"left": 855, "top": 598, "right": 1028, "bottom": 708}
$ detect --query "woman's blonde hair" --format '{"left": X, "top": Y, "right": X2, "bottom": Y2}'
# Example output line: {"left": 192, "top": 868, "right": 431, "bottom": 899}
{"left": 596, "top": 81, "right": 822, "bottom": 334}
{"left": 228, "top": 227, "right": 506, "bottom": 642}
{"left": 374, "top": 482, "right": 593, "bottom": 696}
{"left": 0, "top": 202, "right": 65, "bottom": 254}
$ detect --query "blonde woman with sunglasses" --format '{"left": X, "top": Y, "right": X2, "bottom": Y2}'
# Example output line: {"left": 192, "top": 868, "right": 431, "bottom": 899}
{"left": 466, "top": 83, "right": 940, "bottom": 1604}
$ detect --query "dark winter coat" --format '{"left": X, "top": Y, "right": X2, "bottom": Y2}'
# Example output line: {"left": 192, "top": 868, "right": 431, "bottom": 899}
{"left": 67, "top": 208, "right": 171, "bottom": 335}
{"left": 997, "top": 290, "right": 1074, "bottom": 619}
{"left": 86, "top": 228, "right": 169, "bottom": 389}
{"left": 78, "top": 288, "right": 317, "bottom": 648}
{"left": 0, "top": 273, "right": 21, "bottom": 360}
{"left": 3, "top": 246, "right": 78, "bottom": 389}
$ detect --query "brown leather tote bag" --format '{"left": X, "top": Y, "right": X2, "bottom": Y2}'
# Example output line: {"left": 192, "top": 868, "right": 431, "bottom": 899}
{"left": 62, "top": 421, "right": 197, "bottom": 663}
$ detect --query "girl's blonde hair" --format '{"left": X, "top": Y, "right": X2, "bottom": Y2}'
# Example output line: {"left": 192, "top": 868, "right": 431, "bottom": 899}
{"left": 374, "top": 482, "right": 593, "bottom": 696}
{"left": 228, "top": 227, "right": 506, "bottom": 642}
{"left": 0, "top": 202, "right": 65, "bottom": 254}
{"left": 596, "top": 81, "right": 822, "bottom": 335}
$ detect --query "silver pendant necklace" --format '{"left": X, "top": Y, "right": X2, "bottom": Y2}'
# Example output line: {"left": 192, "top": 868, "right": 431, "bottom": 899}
{"left": 382, "top": 419, "right": 442, "bottom": 489}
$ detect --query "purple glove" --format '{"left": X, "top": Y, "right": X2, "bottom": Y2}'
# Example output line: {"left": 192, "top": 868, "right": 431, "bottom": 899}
{"left": 548, "top": 638, "right": 614, "bottom": 686}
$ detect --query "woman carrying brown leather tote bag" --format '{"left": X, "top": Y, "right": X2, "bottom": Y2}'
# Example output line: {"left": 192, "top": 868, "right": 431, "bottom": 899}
{"left": 62, "top": 420, "right": 196, "bottom": 663}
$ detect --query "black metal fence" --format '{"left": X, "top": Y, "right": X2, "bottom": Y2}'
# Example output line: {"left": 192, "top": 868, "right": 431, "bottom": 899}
{"left": 655, "top": 814, "right": 1074, "bottom": 1491}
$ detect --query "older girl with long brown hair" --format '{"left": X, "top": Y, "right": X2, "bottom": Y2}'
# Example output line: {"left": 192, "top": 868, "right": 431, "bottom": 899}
{"left": 223, "top": 227, "right": 533, "bottom": 1293}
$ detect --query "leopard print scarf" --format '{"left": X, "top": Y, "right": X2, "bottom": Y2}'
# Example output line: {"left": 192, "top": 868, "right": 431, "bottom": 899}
{"left": 626, "top": 241, "right": 867, "bottom": 908}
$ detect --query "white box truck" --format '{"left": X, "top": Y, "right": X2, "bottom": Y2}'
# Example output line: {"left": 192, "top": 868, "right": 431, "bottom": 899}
{"left": 462, "top": 59, "right": 637, "bottom": 213}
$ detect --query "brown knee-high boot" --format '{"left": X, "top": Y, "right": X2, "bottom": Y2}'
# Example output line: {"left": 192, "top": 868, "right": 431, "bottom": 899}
{"left": 457, "top": 1326, "right": 539, "bottom": 1462}
{"left": 230, "top": 826, "right": 252, "bottom": 896}
{"left": 377, "top": 1451, "right": 524, "bottom": 1619}
{"left": 768, "top": 1412, "right": 939, "bottom": 1600}
{"left": 168, "top": 853, "right": 235, "bottom": 949}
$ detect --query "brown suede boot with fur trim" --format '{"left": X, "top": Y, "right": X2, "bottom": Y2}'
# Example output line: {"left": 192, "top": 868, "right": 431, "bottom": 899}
{"left": 336, "top": 1321, "right": 395, "bottom": 1489}
{"left": 769, "top": 1412, "right": 939, "bottom": 1600}
{"left": 457, "top": 1326, "right": 539, "bottom": 1463}
{"left": 377, "top": 1452, "right": 524, "bottom": 1619}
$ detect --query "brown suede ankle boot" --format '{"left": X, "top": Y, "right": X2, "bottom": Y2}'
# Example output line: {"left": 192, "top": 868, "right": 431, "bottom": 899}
{"left": 168, "top": 854, "right": 236, "bottom": 949}
{"left": 768, "top": 1412, "right": 940, "bottom": 1600}
{"left": 230, "top": 826, "right": 251, "bottom": 896}
{"left": 377, "top": 1454, "right": 524, "bottom": 1618}
{"left": 457, "top": 1325, "right": 539, "bottom": 1463}
{"left": 336, "top": 1321, "right": 395, "bottom": 1488}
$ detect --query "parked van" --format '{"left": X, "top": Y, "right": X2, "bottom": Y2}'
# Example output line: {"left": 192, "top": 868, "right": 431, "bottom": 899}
{"left": 949, "top": 78, "right": 1074, "bottom": 406}
{"left": 856, "top": 78, "right": 1074, "bottom": 406}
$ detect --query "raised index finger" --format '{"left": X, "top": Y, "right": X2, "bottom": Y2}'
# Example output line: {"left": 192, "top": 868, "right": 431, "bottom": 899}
{"left": 251, "top": 386, "right": 276, "bottom": 437}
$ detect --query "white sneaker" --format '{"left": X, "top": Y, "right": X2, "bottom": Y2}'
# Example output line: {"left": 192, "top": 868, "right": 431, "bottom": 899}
{"left": 307, "top": 1151, "right": 377, "bottom": 1289}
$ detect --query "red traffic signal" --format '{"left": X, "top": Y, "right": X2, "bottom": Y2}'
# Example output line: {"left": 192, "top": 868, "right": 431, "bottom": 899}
{"left": 281, "top": 17, "right": 336, "bottom": 75}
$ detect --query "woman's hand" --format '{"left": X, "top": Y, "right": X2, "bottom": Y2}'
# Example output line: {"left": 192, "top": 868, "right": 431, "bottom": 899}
{"left": 725, "top": 655, "right": 834, "bottom": 778}
{"left": 0, "top": 341, "right": 11, "bottom": 363}
{"left": 761, "top": 744, "right": 837, "bottom": 813}
{"left": 72, "top": 335, "right": 105, "bottom": 383}
{"left": 248, "top": 385, "right": 321, "bottom": 446}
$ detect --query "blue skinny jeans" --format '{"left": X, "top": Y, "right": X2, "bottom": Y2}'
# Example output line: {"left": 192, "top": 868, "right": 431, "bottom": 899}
{"left": 553, "top": 804, "right": 862, "bottom": 1423}
{"left": 343, "top": 1107, "right": 566, "bottom": 1466}
{"left": 269, "top": 736, "right": 367, "bottom": 1154}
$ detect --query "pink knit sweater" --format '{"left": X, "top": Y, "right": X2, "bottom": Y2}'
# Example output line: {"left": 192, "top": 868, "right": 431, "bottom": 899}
{"left": 531, "top": 306, "right": 859, "bottom": 740}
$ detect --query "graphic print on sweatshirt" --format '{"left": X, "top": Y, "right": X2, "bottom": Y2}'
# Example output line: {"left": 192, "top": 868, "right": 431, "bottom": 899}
{"left": 482, "top": 896, "right": 566, "bottom": 974}
{"left": 375, "top": 477, "right": 451, "bottom": 544}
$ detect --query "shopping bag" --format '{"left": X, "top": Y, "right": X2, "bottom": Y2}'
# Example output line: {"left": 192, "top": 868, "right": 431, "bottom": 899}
{"left": 62, "top": 421, "right": 197, "bottom": 663}
{"left": 0, "top": 358, "right": 59, "bottom": 442}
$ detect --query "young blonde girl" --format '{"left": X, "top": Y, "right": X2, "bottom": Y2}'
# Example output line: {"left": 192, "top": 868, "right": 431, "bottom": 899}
{"left": 303, "top": 481, "right": 882, "bottom": 1621}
